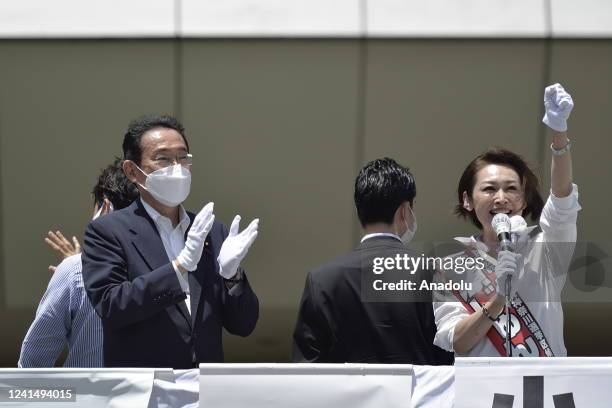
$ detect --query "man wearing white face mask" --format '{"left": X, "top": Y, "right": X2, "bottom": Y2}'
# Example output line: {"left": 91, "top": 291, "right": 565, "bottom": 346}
{"left": 292, "top": 158, "right": 452, "bottom": 364}
{"left": 81, "top": 115, "right": 260, "bottom": 368}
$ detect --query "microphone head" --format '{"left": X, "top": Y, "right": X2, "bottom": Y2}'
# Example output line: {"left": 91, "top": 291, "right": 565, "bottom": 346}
{"left": 491, "top": 213, "right": 511, "bottom": 235}
{"left": 509, "top": 215, "right": 527, "bottom": 234}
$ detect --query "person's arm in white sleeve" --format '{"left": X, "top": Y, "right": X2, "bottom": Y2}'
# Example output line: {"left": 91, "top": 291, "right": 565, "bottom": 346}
{"left": 433, "top": 301, "right": 468, "bottom": 353}
{"left": 540, "top": 84, "right": 581, "bottom": 285}
{"left": 540, "top": 184, "right": 581, "bottom": 241}
{"left": 447, "top": 296, "right": 505, "bottom": 355}
{"left": 541, "top": 83, "right": 581, "bottom": 237}
{"left": 543, "top": 83, "right": 574, "bottom": 199}
{"left": 434, "top": 252, "right": 521, "bottom": 354}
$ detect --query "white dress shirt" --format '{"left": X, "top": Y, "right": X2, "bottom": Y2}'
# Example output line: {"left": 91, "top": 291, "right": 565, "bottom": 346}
{"left": 141, "top": 198, "right": 192, "bottom": 314}
{"left": 433, "top": 184, "right": 581, "bottom": 357}
{"left": 360, "top": 232, "right": 402, "bottom": 243}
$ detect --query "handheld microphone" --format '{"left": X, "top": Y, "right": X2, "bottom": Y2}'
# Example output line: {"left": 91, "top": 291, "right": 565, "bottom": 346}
{"left": 491, "top": 213, "right": 512, "bottom": 251}
{"left": 491, "top": 213, "right": 513, "bottom": 357}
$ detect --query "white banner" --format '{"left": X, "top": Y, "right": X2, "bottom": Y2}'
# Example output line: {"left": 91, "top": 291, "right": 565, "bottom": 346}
{"left": 149, "top": 369, "right": 199, "bottom": 408}
{"left": 455, "top": 357, "right": 612, "bottom": 408}
{"left": 200, "top": 363, "right": 413, "bottom": 408}
{"left": 0, "top": 368, "right": 155, "bottom": 407}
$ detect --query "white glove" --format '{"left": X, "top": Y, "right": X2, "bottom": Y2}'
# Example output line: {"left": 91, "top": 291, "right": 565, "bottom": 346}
{"left": 495, "top": 250, "right": 523, "bottom": 298}
{"left": 217, "top": 215, "right": 259, "bottom": 279}
{"left": 542, "top": 83, "right": 574, "bottom": 132}
{"left": 176, "top": 202, "right": 215, "bottom": 271}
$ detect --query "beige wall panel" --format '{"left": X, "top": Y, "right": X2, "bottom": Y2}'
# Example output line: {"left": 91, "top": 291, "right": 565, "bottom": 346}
{"left": 364, "top": 40, "right": 546, "bottom": 243}
{"left": 564, "top": 304, "right": 612, "bottom": 356}
{"left": 1, "top": 39, "right": 608, "bottom": 365}
{"left": 546, "top": 41, "right": 612, "bottom": 356}
{"left": 180, "top": 41, "right": 359, "bottom": 361}
{"left": 543, "top": 41, "right": 611, "bottom": 241}
{"left": 0, "top": 41, "right": 176, "bottom": 308}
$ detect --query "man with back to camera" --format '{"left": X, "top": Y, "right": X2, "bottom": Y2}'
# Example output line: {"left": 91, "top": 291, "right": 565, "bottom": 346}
{"left": 292, "top": 158, "right": 453, "bottom": 364}
{"left": 82, "top": 115, "right": 260, "bottom": 368}
{"left": 19, "top": 159, "right": 138, "bottom": 367}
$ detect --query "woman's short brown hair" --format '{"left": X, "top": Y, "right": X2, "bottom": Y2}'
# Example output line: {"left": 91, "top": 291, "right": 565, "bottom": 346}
{"left": 455, "top": 147, "right": 544, "bottom": 229}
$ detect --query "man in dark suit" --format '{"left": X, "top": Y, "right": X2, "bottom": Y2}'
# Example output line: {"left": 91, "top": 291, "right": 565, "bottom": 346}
{"left": 292, "top": 158, "right": 452, "bottom": 365}
{"left": 82, "top": 115, "right": 259, "bottom": 368}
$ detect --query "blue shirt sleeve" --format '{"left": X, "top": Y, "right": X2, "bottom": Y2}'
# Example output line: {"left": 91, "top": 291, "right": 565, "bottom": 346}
{"left": 18, "top": 255, "right": 80, "bottom": 367}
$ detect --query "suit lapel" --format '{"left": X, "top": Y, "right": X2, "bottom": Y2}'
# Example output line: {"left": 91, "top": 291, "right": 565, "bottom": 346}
{"left": 188, "top": 271, "right": 202, "bottom": 327}
{"left": 185, "top": 212, "right": 206, "bottom": 327}
{"left": 129, "top": 200, "right": 170, "bottom": 271}
{"left": 129, "top": 199, "right": 192, "bottom": 331}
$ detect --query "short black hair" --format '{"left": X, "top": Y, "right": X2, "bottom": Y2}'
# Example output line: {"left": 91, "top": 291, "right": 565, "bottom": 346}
{"left": 122, "top": 114, "right": 188, "bottom": 165}
{"left": 92, "top": 158, "right": 139, "bottom": 210}
{"left": 354, "top": 158, "right": 416, "bottom": 227}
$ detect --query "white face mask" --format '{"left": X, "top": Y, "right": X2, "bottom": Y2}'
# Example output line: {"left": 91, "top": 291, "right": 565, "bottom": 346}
{"left": 135, "top": 163, "right": 191, "bottom": 207}
{"left": 401, "top": 204, "right": 418, "bottom": 245}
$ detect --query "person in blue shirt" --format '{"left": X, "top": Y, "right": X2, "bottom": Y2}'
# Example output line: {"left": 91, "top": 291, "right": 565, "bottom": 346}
{"left": 18, "top": 158, "right": 138, "bottom": 367}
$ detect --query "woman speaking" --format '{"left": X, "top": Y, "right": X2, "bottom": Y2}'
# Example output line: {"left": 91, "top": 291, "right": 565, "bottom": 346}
{"left": 433, "top": 84, "right": 581, "bottom": 357}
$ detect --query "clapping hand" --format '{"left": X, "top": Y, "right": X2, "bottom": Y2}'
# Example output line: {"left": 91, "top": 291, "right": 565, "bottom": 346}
{"left": 217, "top": 215, "right": 259, "bottom": 279}
{"left": 176, "top": 202, "right": 216, "bottom": 272}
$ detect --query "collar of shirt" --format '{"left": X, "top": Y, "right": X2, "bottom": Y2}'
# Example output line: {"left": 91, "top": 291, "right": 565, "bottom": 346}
{"left": 140, "top": 198, "right": 192, "bottom": 306}
{"left": 454, "top": 225, "right": 539, "bottom": 252}
{"left": 454, "top": 235, "right": 487, "bottom": 251}
{"left": 360, "top": 232, "right": 402, "bottom": 243}
{"left": 140, "top": 197, "right": 190, "bottom": 237}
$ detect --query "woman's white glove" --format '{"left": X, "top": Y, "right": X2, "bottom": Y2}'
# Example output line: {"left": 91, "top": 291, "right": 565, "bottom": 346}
{"left": 217, "top": 215, "right": 259, "bottom": 279}
{"left": 495, "top": 250, "right": 523, "bottom": 298}
{"left": 542, "top": 83, "right": 574, "bottom": 132}
{"left": 176, "top": 202, "right": 215, "bottom": 271}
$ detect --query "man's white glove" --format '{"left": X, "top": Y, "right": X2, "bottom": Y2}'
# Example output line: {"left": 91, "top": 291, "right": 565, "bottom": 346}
{"left": 495, "top": 250, "right": 523, "bottom": 298}
{"left": 542, "top": 83, "right": 574, "bottom": 132}
{"left": 217, "top": 215, "right": 259, "bottom": 279}
{"left": 176, "top": 202, "right": 215, "bottom": 271}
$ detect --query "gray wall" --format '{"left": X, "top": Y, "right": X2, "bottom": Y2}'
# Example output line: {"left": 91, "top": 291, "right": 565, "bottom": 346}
{"left": 0, "top": 39, "right": 610, "bottom": 365}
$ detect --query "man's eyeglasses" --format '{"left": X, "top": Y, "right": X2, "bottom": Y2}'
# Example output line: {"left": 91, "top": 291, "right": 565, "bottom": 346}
{"left": 152, "top": 154, "right": 193, "bottom": 167}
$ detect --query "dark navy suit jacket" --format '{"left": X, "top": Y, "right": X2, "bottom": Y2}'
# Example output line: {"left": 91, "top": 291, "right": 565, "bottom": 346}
{"left": 292, "top": 236, "right": 453, "bottom": 365}
{"left": 81, "top": 199, "right": 259, "bottom": 368}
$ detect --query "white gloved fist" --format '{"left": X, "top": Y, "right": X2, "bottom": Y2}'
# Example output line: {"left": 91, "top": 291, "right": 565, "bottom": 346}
{"left": 217, "top": 215, "right": 259, "bottom": 279}
{"left": 542, "top": 83, "right": 574, "bottom": 132}
{"left": 495, "top": 250, "right": 523, "bottom": 298}
{"left": 176, "top": 202, "right": 215, "bottom": 271}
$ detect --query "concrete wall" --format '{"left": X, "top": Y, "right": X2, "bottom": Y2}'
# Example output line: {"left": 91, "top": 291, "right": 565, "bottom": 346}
{"left": 0, "top": 39, "right": 610, "bottom": 365}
